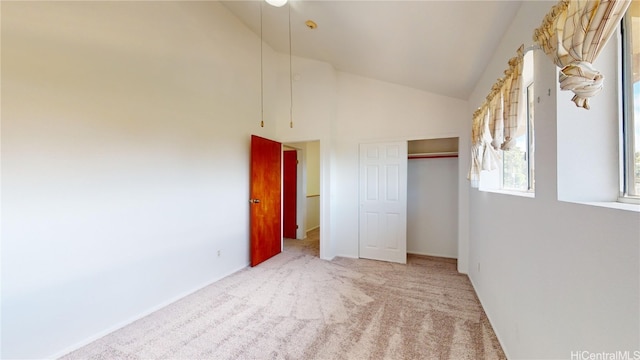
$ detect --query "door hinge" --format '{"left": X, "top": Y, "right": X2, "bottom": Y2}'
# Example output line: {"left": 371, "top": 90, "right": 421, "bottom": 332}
{"left": 296, "top": 225, "right": 299, "bottom": 229}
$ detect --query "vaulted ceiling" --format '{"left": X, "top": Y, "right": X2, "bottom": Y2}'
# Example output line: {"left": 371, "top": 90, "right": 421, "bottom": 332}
{"left": 222, "top": 0, "right": 523, "bottom": 100}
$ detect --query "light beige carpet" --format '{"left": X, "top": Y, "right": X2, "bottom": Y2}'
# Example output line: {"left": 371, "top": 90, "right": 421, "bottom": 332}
{"left": 61, "top": 229, "right": 506, "bottom": 359}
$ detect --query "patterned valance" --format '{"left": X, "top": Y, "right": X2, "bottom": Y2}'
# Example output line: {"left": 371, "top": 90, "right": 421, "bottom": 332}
{"left": 468, "top": 45, "right": 525, "bottom": 188}
{"left": 533, "top": 0, "right": 631, "bottom": 109}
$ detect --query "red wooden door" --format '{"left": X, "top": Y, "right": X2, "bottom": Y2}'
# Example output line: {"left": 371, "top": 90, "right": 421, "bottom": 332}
{"left": 283, "top": 150, "right": 297, "bottom": 239}
{"left": 250, "top": 135, "right": 282, "bottom": 267}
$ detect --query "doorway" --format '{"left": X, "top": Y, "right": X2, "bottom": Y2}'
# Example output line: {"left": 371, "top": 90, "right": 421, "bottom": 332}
{"left": 282, "top": 140, "right": 321, "bottom": 257}
{"left": 358, "top": 137, "right": 460, "bottom": 264}
{"left": 406, "top": 137, "right": 459, "bottom": 258}
{"left": 283, "top": 150, "right": 297, "bottom": 239}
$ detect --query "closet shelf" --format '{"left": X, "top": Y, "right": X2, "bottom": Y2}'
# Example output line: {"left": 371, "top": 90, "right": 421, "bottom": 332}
{"left": 408, "top": 151, "right": 458, "bottom": 159}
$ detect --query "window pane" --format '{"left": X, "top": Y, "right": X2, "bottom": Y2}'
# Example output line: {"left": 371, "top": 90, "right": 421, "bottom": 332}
{"left": 624, "top": 4, "right": 639, "bottom": 197}
{"left": 631, "top": 7, "right": 639, "bottom": 195}
{"left": 527, "top": 83, "right": 535, "bottom": 191}
{"left": 503, "top": 133, "right": 528, "bottom": 190}
{"left": 502, "top": 54, "right": 534, "bottom": 192}
{"left": 633, "top": 80, "right": 639, "bottom": 195}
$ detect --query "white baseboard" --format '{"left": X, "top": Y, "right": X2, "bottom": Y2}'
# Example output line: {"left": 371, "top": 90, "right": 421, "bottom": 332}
{"left": 49, "top": 262, "right": 249, "bottom": 359}
{"left": 468, "top": 276, "right": 511, "bottom": 360}
{"left": 407, "top": 251, "right": 457, "bottom": 259}
{"left": 335, "top": 254, "right": 358, "bottom": 259}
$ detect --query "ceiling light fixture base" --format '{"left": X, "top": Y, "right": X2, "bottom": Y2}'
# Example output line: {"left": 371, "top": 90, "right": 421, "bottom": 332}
{"left": 265, "top": 0, "right": 287, "bottom": 8}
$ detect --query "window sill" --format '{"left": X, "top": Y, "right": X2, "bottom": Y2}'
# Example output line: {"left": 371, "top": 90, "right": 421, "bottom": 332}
{"left": 573, "top": 200, "right": 640, "bottom": 213}
{"left": 479, "top": 188, "right": 535, "bottom": 198}
{"left": 618, "top": 196, "right": 640, "bottom": 205}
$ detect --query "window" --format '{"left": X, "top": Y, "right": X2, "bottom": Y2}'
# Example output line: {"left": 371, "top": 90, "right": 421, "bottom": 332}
{"left": 502, "top": 50, "right": 535, "bottom": 192}
{"left": 621, "top": 5, "right": 639, "bottom": 202}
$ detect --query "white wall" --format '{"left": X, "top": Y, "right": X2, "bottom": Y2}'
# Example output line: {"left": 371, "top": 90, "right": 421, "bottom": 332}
{"left": 1, "top": 2, "right": 279, "bottom": 358}
{"left": 306, "top": 196, "right": 320, "bottom": 232}
{"left": 269, "top": 52, "right": 469, "bottom": 262}
{"left": 273, "top": 55, "right": 336, "bottom": 258}
{"left": 556, "top": 34, "right": 621, "bottom": 202}
{"left": 466, "top": 1, "right": 640, "bottom": 358}
{"left": 407, "top": 158, "right": 458, "bottom": 258}
{"left": 306, "top": 141, "right": 321, "bottom": 196}
{"left": 333, "top": 72, "right": 468, "bottom": 258}
{"left": 306, "top": 141, "right": 320, "bottom": 232}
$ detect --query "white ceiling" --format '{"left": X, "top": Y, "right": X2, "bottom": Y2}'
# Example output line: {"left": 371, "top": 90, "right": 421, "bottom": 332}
{"left": 222, "top": 0, "right": 522, "bottom": 100}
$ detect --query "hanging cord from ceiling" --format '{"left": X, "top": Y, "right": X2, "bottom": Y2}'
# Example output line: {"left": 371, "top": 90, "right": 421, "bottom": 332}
{"left": 289, "top": 2, "right": 293, "bottom": 128}
{"left": 260, "top": 2, "right": 265, "bottom": 128}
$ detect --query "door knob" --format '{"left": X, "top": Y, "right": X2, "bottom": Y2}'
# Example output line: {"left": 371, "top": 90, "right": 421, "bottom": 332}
{"left": 249, "top": 199, "right": 261, "bottom": 204}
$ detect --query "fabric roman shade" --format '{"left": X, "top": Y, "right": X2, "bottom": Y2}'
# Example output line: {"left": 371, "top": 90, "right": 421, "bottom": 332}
{"left": 533, "top": 0, "right": 631, "bottom": 109}
{"left": 481, "top": 85, "right": 503, "bottom": 172}
{"left": 468, "top": 108, "right": 484, "bottom": 188}
{"left": 489, "top": 83, "right": 505, "bottom": 151}
{"left": 468, "top": 45, "right": 525, "bottom": 188}
{"left": 501, "top": 46, "right": 525, "bottom": 150}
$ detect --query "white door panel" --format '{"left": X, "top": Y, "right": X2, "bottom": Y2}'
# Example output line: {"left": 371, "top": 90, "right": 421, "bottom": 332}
{"left": 359, "top": 141, "right": 407, "bottom": 264}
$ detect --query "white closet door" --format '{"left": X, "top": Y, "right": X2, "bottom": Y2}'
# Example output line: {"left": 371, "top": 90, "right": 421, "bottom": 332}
{"left": 359, "top": 141, "right": 407, "bottom": 264}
